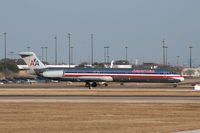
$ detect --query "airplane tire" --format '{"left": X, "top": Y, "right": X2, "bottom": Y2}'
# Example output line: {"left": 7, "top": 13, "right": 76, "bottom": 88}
{"left": 173, "top": 83, "right": 177, "bottom": 88}
{"left": 85, "top": 82, "right": 90, "bottom": 87}
{"left": 104, "top": 83, "right": 108, "bottom": 87}
{"left": 92, "top": 82, "right": 97, "bottom": 87}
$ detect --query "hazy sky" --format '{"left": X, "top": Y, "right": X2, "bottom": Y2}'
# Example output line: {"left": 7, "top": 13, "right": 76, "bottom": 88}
{"left": 0, "top": 0, "right": 200, "bottom": 66}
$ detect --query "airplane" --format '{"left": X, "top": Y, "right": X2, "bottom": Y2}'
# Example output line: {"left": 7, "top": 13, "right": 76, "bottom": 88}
{"left": 19, "top": 52, "right": 184, "bottom": 88}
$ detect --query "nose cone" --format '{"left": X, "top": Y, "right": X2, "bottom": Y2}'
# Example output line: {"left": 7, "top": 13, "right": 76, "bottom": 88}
{"left": 179, "top": 77, "right": 184, "bottom": 82}
{"left": 175, "top": 77, "right": 184, "bottom": 82}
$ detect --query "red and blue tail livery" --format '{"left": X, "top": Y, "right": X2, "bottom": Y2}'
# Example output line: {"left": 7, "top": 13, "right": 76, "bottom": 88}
{"left": 30, "top": 58, "right": 40, "bottom": 66}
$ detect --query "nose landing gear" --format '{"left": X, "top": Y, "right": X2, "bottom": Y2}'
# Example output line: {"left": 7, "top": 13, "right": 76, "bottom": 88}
{"left": 173, "top": 83, "right": 177, "bottom": 88}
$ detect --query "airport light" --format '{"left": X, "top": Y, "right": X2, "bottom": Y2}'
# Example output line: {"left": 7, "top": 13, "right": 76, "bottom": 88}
{"left": 91, "top": 33, "right": 94, "bottom": 65}
{"left": 70, "top": 46, "right": 74, "bottom": 65}
{"left": 3, "top": 32, "right": 7, "bottom": 62}
{"left": 162, "top": 38, "right": 165, "bottom": 65}
{"left": 189, "top": 46, "right": 193, "bottom": 68}
{"left": 67, "top": 32, "right": 72, "bottom": 68}
{"left": 54, "top": 35, "right": 57, "bottom": 65}
{"left": 125, "top": 46, "right": 128, "bottom": 60}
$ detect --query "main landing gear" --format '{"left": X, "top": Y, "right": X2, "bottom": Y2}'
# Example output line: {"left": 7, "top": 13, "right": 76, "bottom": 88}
{"left": 85, "top": 82, "right": 108, "bottom": 89}
{"left": 85, "top": 82, "right": 97, "bottom": 89}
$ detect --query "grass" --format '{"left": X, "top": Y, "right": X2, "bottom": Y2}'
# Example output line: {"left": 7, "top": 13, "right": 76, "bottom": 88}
{"left": 0, "top": 102, "right": 200, "bottom": 133}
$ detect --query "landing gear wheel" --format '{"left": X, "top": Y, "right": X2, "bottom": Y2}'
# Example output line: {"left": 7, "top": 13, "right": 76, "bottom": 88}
{"left": 92, "top": 82, "right": 97, "bottom": 87}
{"left": 104, "top": 83, "right": 108, "bottom": 87}
{"left": 173, "top": 83, "right": 177, "bottom": 88}
{"left": 85, "top": 82, "right": 90, "bottom": 87}
{"left": 120, "top": 82, "right": 124, "bottom": 85}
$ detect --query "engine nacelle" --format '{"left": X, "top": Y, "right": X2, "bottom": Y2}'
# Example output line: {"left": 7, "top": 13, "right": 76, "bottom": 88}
{"left": 41, "top": 71, "right": 63, "bottom": 78}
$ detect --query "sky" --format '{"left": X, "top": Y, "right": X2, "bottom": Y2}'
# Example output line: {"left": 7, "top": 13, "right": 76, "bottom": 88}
{"left": 0, "top": 0, "right": 200, "bottom": 66}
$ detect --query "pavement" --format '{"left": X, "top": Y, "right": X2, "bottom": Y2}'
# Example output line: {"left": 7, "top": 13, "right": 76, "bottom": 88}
{"left": 0, "top": 94, "right": 199, "bottom": 103}
{"left": 172, "top": 129, "right": 200, "bottom": 133}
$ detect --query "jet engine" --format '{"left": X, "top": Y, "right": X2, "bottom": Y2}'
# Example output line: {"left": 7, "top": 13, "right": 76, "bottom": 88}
{"left": 41, "top": 71, "right": 63, "bottom": 78}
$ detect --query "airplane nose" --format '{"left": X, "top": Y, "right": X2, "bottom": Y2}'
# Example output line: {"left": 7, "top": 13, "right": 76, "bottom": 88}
{"left": 179, "top": 77, "right": 184, "bottom": 82}
{"left": 173, "top": 76, "right": 184, "bottom": 82}
{"left": 177, "top": 77, "right": 184, "bottom": 82}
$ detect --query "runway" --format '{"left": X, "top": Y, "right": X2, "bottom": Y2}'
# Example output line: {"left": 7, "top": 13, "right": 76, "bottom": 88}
{"left": 0, "top": 94, "right": 200, "bottom": 103}
{"left": 0, "top": 88, "right": 195, "bottom": 91}
{"left": 0, "top": 83, "right": 199, "bottom": 103}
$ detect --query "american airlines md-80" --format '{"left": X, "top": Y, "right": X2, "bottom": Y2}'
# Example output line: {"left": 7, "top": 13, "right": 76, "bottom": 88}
{"left": 19, "top": 52, "right": 184, "bottom": 88}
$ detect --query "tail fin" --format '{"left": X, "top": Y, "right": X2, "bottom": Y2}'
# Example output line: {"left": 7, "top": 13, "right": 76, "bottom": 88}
{"left": 19, "top": 52, "right": 45, "bottom": 70}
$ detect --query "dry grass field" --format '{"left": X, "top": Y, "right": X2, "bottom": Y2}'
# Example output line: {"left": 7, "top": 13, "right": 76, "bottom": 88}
{"left": 0, "top": 102, "right": 200, "bottom": 133}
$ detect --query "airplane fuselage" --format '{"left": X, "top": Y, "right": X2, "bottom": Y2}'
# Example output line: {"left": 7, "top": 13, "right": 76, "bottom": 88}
{"left": 36, "top": 67, "right": 184, "bottom": 83}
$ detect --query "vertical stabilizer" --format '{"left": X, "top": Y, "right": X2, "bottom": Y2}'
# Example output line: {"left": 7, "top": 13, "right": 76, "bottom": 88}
{"left": 19, "top": 52, "right": 45, "bottom": 70}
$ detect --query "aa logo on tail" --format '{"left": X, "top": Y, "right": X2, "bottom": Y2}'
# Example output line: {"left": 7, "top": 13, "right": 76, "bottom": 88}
{"left": 30, "top": 58, "right": 40, "bottom": 66}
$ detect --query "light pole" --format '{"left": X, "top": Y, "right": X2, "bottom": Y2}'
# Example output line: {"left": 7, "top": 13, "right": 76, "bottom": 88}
{"left": 165, "top": 46, "right": 168, "bottom": 65}
{"left": 189, "top": 46, "right": 193, "bottom": 68}
{"left": 70, "top": 46, "right": 74, "bottom": 65}
{"left": 44, "top": 46, "right": 48, "bottom": 63}
{"left": 125, "top": 46, "right": 128, "bottom": 60}
{"left": 54, "top": 35, "right": 57, "bottom": 65}
{"left": 91, "top": 33, "right": 94, "bottom": 65}
{"left": 3, "top": 32, "right": 7, "bottom": 62}
{"left": 162, "top": 38, "right": 165, "bottom": 65}
{"left": 67, "top": 33, "right": 72, "bottom": 68}
{"left": 104, "top": 46, "right": 110, "bottom": 63}
{"left": 176, "top": 56, "right": 180, "bottom": 66}
{"left": 41, "top": 46, "right": 45, "bottom": 62}
{"left": 162, "top": 38, "right": 168, "bottom": 65}
{"left": 104, "top": 46, "right": 106, "bottom": 63}
{"left": 106, "top": 46, "right": 110, "bottom": 63}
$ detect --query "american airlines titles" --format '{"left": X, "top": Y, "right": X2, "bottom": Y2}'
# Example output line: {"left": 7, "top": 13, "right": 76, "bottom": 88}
{"left": 132, "top": 69, "right": 155, "bottom": 73}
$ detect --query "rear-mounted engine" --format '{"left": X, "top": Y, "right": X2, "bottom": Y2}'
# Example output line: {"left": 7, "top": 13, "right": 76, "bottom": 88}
{"left": 42, "top": 71, "right": 63, "bottom": 78}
